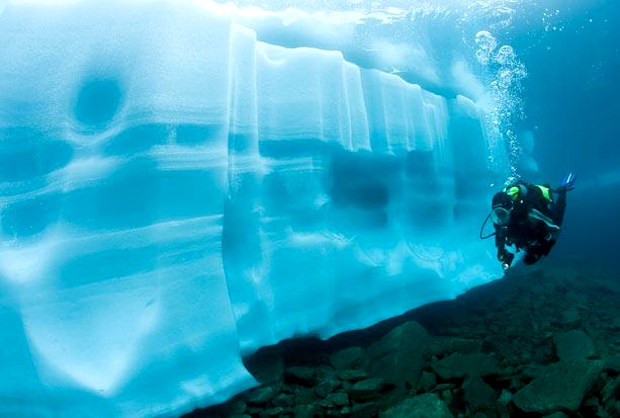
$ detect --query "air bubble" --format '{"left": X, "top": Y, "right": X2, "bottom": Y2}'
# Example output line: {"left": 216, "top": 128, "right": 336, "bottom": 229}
{"left": 474, "top": 30, "right": 497, "bottom": 65}
{"left": 494, "top": 45, "right": 515, "bottom": 66}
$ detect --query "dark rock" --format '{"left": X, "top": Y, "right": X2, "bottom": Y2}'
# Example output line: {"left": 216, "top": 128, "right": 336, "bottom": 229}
{"left": 417, "top": 371, "right": 437, "bottom": 393}
{"left": 496, "top": 365, "right": 519, "bottom": 380}
{"left": 316, "top": 364, "right": 336, "bottom": 379}
{"left": 520, "top": 364, "right": 544, "bottom": 381}
{"left": 316, "top": 398, "right": 332, "bottom": 409}
{"left": 427, "top": 337, "right": 483, "bottom": 358}
{"left": 205, "top": 398, "right": 247, "bottom": 417}
{"left": 325, "top": 409, "right": 346, "bottom": 417}
{"left": 431, "top": 353, "right": 500, "bottom": 380}
{"left": 581, "top": 395, "right": 602, "bottom": 417}
{"left": 285, "top": 367, "right": 319, "bottom": 387}
{"left": 363, "top": 321, "right": 429, "bottom": 394}
{"left": 605, "top": 400, "right": 620, "bottom": 418}
{"left": 244, "top": 346, "right": 286, "bottom": 384}
{"left": 379, "top": 393, "right": 453, "bottom": 418}
{"left": 325, "top": 392, "right": 349, "bottom": 407}
{"left": 294, "top": 387, "right": 319, "bottom": 405}
{"left": 558, "top": 307, "right": 581, "bottom": 328}
{"left": 350, "top": 402, "right": 380, "bottom": 418}
{"left": 553, "top": 330, "right": 596, "bottom": 361}
{"left": 247, "top": 407, "right": 263, "bottom": 415}
{"left": 259, "top": 407, "right": 285, "bottom": 417}
{"left": 293, "top": 404, "right": 320, "bottom": 418}
{"left": 463, "top": 377, "right": 497, "bottom": 412}
{"left": 604, "top": 354, "right": 620, "bottom": 373}
{"left": 246, "top": 384, "right": 279, "bottom": 406}
{"left": 349, "top": 378, "right": 387, "bottom": 401}
{"left": 271, "top": 393, "right": 294, "bottom": 408}
{"left": 497, "top": 389, "right": 512, "bottom": 407}
{"left": 434, "top": 383, "right": 456, "bottom": 391}
{"left": 541, "top": 413, "right": 568, "bottom": 418}
{"left": 341, "top": 380, "right": 353, "bottom": 392}
{"left": 337, "top": 369, "right": 367, "bottom": 382}
{"left": 497, "top": 408, "right": 511, "bottom": 418}
{"left": 315, "top": 376, "right": 341, "bottom": 398}
{"left": 329, "top": 347, "right": 365, "bottom": 370}
{"left": 601, "top": 376, "right": 620, "bottom": 403}
{"left": 513, "top": 360, "right": 605, "bottom": 413}
{"left": 508, "top": 377, "right": 522, "bottom": 392}
{"left": 439, "top": 389, "right": 452, "bottom": 407}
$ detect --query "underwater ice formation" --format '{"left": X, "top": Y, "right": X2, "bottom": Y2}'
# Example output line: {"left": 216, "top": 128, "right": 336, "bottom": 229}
{"left": 0, "top": 0, "right": 507, "bottom": 416}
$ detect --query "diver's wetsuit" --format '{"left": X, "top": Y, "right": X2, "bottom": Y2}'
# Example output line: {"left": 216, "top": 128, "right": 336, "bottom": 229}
{"left": 494, "top": 182, "right": 567, "bottom": 265}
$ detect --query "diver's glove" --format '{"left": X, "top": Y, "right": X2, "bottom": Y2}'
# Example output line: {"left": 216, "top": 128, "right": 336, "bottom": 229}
{"left": 498, "top": 250, "right": 514, "bottom": 271}
{"left": 556, "top": 172, "right": 577, "bottom": 193}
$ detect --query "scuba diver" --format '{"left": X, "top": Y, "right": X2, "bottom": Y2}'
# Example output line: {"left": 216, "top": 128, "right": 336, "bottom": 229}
{"left": 481, "top": 173, "right": 577, "bottom": 270}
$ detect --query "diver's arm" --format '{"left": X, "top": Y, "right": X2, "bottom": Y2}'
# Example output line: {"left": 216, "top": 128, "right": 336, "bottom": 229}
{"left": 494, "top": 227, "right": 506, "bottom": 255}
{"left": 495, "top": 228, "right": 514, "bottom": 269}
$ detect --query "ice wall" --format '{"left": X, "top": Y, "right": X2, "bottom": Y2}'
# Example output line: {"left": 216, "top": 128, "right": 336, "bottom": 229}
{"left": 0, "top": 0, "right": 502, "bottom": 416}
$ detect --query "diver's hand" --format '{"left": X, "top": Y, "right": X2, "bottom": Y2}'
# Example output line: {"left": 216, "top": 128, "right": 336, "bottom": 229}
{"left": 498, "top": 250, "right": 514, "bottom": 270}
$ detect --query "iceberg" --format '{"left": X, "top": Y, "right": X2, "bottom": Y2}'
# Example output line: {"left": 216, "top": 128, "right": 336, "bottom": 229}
{"left": 0, "top": 0, "right": 510, "bottom": 416}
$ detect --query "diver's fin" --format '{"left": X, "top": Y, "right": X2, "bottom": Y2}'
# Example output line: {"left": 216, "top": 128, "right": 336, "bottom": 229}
{"left": 557, "top": 172, "right": 577, "bottom": 192}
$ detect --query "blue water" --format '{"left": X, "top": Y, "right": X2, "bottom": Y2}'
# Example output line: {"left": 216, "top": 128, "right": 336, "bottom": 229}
{"left": 509, "top": 1, "right": 620, "bottom": 267}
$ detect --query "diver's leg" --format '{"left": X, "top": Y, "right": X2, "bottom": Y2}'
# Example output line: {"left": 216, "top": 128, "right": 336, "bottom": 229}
{"left": 551, "top": 191, "right": 567, "bottom": 226}
{"left": 540, "top": 239, "right": 555, "bottom": 256}
{"left": 523, "top": 250, "right": 541, "bottom": 265}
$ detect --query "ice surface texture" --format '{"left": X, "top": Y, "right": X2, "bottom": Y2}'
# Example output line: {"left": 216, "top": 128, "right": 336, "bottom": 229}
{"left": 0, "top": 1, "right": 501, "bottom": 416}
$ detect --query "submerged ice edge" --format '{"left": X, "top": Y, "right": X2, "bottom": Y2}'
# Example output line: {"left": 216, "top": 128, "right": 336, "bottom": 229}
{"left": 0, "top": 0, "right": 510, "bottom": 416}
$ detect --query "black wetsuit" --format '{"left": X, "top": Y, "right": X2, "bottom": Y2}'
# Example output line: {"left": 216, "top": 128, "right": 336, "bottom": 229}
{"left": 495, "top": 182, "right": 567, "bottom": 265}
